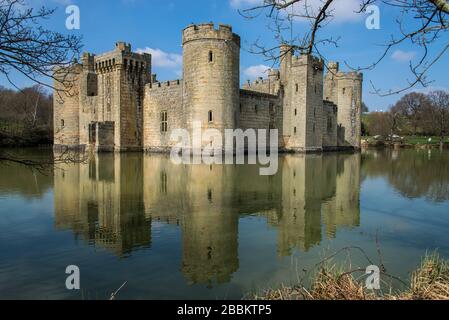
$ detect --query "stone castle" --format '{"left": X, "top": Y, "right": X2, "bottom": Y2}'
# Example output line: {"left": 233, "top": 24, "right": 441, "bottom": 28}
{"left": 54, "top": 23, "right": 363, "bottom": 153}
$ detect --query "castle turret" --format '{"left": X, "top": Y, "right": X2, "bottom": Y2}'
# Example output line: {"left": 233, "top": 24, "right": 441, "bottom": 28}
{"left": 324, "top": 61, "right": 339, "bottom": 103}
{"left": 336, "top": 72, "right": 363, "bottom": 149}
{"left": 283, "top": 54, "right": 324, "bottom": 152}
{"left": 324, "top": 62, "right": 363, "bottom": 150}
{"left": 182, "top": 23, "right": 240, "bottom": 146}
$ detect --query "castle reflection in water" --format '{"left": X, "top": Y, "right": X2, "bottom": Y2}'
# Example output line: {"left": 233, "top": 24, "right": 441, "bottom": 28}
{"left": 54, "top": 153, "right": 360, "bottom": 285}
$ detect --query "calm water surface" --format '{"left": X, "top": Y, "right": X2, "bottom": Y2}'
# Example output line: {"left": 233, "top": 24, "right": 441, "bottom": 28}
{"left": 0, "top": 149, "right": 449, "bottom": 299}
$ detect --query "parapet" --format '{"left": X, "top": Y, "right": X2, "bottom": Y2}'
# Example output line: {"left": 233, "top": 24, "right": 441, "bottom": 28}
{"left": 81, "top": 52, "right": 96, "bottom": 71}
{"left": 336, "top": 70, "right": 363, "bottom": 81}
{"left": 327, "top": 61, "right": 339, "bottom": 72}
{"left": 268, "top": 69, "right": 280, "bottom": 80}
{"left": 92, "top": 43, "right": 151, "bottom": 74}
{"left": 115, "top": 42, "right": 131, "bottom": 53}
{"left": 291, "top": 54, "right": 324, "bottom": 71}
{"left": 147, "top": 79, "right": 182, "bottom": 90}
{"left": 182, "top": 23, "right": 240, "bottom": 47}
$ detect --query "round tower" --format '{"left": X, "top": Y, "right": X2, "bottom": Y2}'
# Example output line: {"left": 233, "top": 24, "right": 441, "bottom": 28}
{"left": 336, "top": 72, "right": 363, "bottom": 149}
{"left": 182, "top": 23, "right": 240, "bottom": 140}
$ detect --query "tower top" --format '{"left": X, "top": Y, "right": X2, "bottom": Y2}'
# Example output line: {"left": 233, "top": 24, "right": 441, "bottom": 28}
{"left": 182, "top": 23, "right": 240, "bottom": 47}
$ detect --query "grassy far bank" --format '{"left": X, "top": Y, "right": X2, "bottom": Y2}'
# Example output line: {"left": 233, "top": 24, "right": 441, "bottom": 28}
{"left": 362, "top": 135, "right": 449, "bottom": 147}
{"left": 251, "top": 254, "right": 449, "bottom": 300}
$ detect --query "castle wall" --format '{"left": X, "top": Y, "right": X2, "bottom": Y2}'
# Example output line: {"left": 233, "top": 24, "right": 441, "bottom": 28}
{"left": 242, "top": 70, "right": 281, "bottom": 96}
{"left": 143, "top": 80, "right": 184, "bottom": 151}
{"left": 238, "top": 90, "right": 284, "bottom": 148}
{"left": 322, "top": 100, "right": 338, "bottom": 150}
{"left": 54, "top": 64, "right": 82, "bottom": 148}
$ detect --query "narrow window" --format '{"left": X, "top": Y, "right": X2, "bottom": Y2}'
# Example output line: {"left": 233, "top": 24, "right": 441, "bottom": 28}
{"left": 294, "top": 127, "right": 297, "bottom": 135}
{"left": 313, "top": 123, "right": 316, "bottom": 132}
{"left": 294, "top": 109, "right": 297, "bottom": 116}
{"left": 208, "top": 110, "right": 213, "bottom": 123}
{"left": 209, "top": 51, "right": 213, "bottom": 62}
{"left": 295, "top": 84, "right": 299, "bottom": 92}
{"left": 160, "top": 171, "right": 167, "bottom": 194}
{"left": 342, "top": 88, "right": 346, "bottom": 94}
{"left": 255, "top": 105, "right": 258, "bottom": 113}
{"left": 61, "top": 119, "right": 65, "bottom": 128}
{"left": 160, "top": 111, "right": 168, "bottom": 133}
{"left": 208, "top": 189, "right": 213, "bottom": 202}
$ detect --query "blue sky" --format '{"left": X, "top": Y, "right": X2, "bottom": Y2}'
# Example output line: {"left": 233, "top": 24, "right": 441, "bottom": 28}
{"left": 3, "top": 0, "right": 449, "bottom": 111}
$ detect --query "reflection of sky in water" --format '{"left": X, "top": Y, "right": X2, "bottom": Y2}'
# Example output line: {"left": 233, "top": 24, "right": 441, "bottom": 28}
{"left": 0, "top": 149, "right": 448, "bottom": 299}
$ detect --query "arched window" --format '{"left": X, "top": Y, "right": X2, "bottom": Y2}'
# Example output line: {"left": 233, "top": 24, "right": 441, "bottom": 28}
{"left": 209, "top": 51, "right": 213, "bottom": 62}
{"left": 208, "top": 110, "right": 213, "bottom": 123}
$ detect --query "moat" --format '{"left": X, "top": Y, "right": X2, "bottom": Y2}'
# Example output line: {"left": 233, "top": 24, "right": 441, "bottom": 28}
{"left": 1, "top": 149, "right": 449, "bottom": 299}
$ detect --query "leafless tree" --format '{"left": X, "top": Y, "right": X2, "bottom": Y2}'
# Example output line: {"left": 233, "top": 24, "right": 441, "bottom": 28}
{"left": 0, "top": 0, "right": 84, "bottom": 170}
{"left": 393, "top": 92, "right": 430, "bottom": 135}
{"left": 427, "top": 90, "right": 449, "bottom": 147}
{"left": 0, "top": 0, "right": 82, "bottom": 94}
{"left": 239, "top": 0, "right": 448, "bottom": 96}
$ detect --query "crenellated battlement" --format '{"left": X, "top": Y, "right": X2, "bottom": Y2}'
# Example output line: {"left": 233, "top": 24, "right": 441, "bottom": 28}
{"left": 182, "top": 23, "right": 240, "bottom": 47}
{"left": 147, "top": 79, "right": 182, "bottom": 90}
{"left": 336, "top": 71, "right": 363, "bottom": 81}
{"left": 80, "top": 43, "right": 152, "bottom": 74}
{"left": 291, "top": 54, "right": 324, "bottom": 71}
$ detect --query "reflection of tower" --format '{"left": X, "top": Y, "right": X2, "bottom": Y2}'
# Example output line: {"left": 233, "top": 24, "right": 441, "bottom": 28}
{"left": 142, "top": 156, "right": 240, "bottom": 286}
{"left": 54, "top": 153, "right": 151, "bottom": 256}
{"left": 181, "top": 164, "right": 239, "bottom": 286}
{"left": 276, "top": 155, "right": 323, "bottom": 255}
{"left": 322, "top": 153, "right": 361, "bottom": 238}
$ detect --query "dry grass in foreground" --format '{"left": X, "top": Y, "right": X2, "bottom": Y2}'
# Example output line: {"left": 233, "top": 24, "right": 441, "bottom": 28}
{"left": 252, "top": 254, "right": 449, "bottom": 300}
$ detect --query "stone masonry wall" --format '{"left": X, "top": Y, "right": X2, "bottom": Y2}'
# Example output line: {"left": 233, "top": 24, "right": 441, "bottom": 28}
{"left": 143, "top": 80, "right": 184, "bottom": 151}
{"left": 322, "top": 101, "right": 338, "bottom": 149}
{"left": 54, "top": 64, "right": 82, "bottom": 148}
{"left": 239, "top": 90, "right": 284, "bottom": 148}
{"left": 182, "top": 23, "right": 240, "bottom": 150}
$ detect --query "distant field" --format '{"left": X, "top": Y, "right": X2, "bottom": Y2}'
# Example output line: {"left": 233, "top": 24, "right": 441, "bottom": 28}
{"left": 404, "top": 136, "right": 447, "bottom": 145}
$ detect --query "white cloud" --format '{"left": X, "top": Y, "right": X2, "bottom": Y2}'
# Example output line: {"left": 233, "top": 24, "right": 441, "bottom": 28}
{"left": 243, "top": 64, "right": 270, "bottom": 80}
{"left": 230, "top": 0, "right": 364, "bottom": 24}
{"left": 391, "top": 50, "right": 416, "bottom": 62}
{"left": 230, "top": 0, "right": 261, "bottom": 9}
{"left": 136, "top": 47, "right": 182, "bottom": 68}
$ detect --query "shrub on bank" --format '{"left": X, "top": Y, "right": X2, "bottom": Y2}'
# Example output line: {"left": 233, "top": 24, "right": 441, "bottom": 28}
{"left": 251, "top": 254, "right": 449, "bottom": 300}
